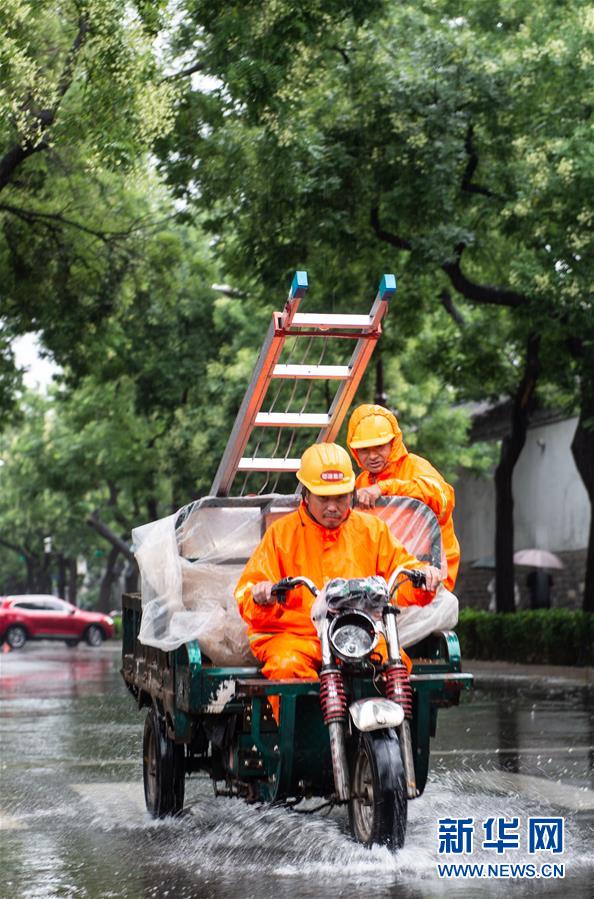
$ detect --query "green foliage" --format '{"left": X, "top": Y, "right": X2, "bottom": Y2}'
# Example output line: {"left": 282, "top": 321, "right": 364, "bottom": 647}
{"left": 0, "top": 0, "right": 177, "bottom": 407}
{"left": 1, "top": 1, "right": 592, "bottom": 607}
{"left": 161, "top": 0, "right": 593, "bottom": 406}
{"left": 457, "top": 608, "right": 594, "bottom": 667}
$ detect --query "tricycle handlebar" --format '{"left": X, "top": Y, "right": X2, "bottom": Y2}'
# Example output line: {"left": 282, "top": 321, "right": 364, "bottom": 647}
{"left": 271, "top": 576, "right": 319, "bottom": 603}
{"left": 387, "top": 566, "right": 427, "bottom": 598}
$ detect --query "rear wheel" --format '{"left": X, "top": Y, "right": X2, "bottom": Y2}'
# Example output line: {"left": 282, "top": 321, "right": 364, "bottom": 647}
{"left": 348, "top": 729, "right": 407, "bottom": 850}
{"left": 85, "top": 625, "right": 103, "bottom": 647}
{"left": 5, "top": 625, "right": 27, "bottom": 650}
{"left": 143, "top": 708, "right": 185, "bottom": 818}
{"left": 66, "top": 638, "right": 79, "bottom": 648}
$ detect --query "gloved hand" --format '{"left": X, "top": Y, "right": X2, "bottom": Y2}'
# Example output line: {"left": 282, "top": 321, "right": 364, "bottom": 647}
{"left": 252, "top": 581, "right": 275, "bottom": 605}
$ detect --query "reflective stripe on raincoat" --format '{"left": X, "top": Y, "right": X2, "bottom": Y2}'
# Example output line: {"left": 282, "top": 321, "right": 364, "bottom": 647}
{"left": 347, "top": 404, "right": 460, "bottom": 592}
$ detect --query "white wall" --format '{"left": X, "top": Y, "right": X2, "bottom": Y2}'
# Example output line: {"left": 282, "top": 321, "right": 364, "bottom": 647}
{"left": 453, "top": 417, "right": 590, "bottom": 561}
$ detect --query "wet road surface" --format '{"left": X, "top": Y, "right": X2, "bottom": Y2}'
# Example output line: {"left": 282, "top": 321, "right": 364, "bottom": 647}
{"left": 1, "top": 642, "right": 593, "bottom": 898}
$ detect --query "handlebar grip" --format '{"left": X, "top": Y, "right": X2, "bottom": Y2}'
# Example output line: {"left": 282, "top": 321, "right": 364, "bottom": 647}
{"left": 408, "top": 569, "right": 426, "bottom": 589}
{"left": 270, "top": 577, "right": 298, "bottom": 604}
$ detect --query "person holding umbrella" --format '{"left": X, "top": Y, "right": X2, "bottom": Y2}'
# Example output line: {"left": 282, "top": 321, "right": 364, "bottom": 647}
{"left": 514, "top": 549, "right": 564, "bottom": 610}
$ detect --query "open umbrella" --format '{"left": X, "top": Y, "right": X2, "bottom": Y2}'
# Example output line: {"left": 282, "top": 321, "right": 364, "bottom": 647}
{"left": 513, "top": 549, "right": 564, "bottom": 570}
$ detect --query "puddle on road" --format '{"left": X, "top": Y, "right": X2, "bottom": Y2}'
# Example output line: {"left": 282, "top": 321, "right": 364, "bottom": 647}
{"left": 1, "top": 650, "right": 593, "bottom": 898}
{"left": 3, "top": 768, "right": 593, "bottom": 899}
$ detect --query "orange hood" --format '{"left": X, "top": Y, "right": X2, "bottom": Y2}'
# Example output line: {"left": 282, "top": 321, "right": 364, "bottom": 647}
{"left": 347, "top": 404, "right": 407, "bottom": 468}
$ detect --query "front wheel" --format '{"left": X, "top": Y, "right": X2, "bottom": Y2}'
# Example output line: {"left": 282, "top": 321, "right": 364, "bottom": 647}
{"left": 5, "top": 625, "right": 27, "bottom": 650}
{"left": 348, "top": 729, "right": 407, "bottom": 850}
{"left": 143, "top": 708, "right": 185, "bottom": 818}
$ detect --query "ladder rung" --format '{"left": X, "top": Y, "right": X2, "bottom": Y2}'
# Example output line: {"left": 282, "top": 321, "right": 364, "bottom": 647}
{"left": 272, "top": 364, "right": 350, "bottom": 380}
{"left": 290, "top": 313, "right": 374, "bottom": 330}
{"left": 255, "top": 412, "right": 330, "bottom": 427}
{"left": 238, "top": 457, "right": 300, "bottom": 472}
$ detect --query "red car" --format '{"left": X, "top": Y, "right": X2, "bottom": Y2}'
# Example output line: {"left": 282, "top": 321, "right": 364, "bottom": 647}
{"left": 0, "top": 595, "right": 114, "bottom": 649}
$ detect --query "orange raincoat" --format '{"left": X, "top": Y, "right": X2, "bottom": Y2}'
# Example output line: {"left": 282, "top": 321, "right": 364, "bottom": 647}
{"left": 235, "top": 503, "right": 432, "bottom": 683}
{"left": 347, "top": 405, "right": 460, "bottom": 592}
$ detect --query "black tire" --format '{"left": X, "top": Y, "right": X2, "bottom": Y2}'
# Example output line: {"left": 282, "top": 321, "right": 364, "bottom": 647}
{"left": 5, "top": 625, "right": 27, "bottom": 650}
{"left": 85, "top": 625, "right": 104, "bottom": 647}
{"left": 348, "top": 729, "right": 407, "bottom": 850}
{"left": 143, "top": 708, "right": 185, "bottom": 818}
{"left": 66, "top": 639, "right": 79, "bottom": 648}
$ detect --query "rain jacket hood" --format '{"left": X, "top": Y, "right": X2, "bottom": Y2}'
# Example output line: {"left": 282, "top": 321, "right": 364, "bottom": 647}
{"left": 347, "top": 404, "right": 460, "bottom": 592}
{"left": 347, "top": 404, "right": 407, "bottom": 467}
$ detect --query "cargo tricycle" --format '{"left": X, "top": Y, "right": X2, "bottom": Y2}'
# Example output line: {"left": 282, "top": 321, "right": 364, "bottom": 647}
{"left": 122, "top": 493, "right": 472, "bottom": 850}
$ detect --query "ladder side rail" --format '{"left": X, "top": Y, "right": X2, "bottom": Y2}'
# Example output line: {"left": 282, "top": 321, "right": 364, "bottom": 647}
{"left": 316, "top": 331, "right": 381, "bottom": 444}
{"left": 280, "top": 270, "right": 308, "bottom": 329}
{"left": 210, "top": 274, "right": 308, "bottom": 496}
{"left": 210, "top": 317, "right": 286, "bottom": 496}
{"left": 316, "top": 275, "right": 396, "bottom": 444}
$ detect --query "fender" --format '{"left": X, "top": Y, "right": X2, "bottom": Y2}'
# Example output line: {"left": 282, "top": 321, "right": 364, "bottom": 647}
{"left": 349, "top": 697, "right": 405, "bottom": 732}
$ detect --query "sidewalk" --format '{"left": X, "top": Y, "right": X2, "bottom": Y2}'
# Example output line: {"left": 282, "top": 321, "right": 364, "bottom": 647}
{"left": 465, "top": 659, "right": 594, "bottom": 685}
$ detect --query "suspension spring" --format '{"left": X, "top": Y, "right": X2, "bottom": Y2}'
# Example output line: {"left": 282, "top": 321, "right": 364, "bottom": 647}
{"left": 319, "top": 666, "right": 347, "bottom": 724}
{"left": 384, "top": 662, "right": 413, "bottom": 718}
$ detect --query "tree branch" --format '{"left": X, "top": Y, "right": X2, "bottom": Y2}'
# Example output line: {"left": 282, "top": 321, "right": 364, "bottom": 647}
{"left": 0, "top": 202, "right": 177, "bottom": 247}
{"left": 212, "top": 283, "right": 248, "bottom": 298}
{"left": 370, "top": 207, "right": 528, "bottom": 308}
{"left": 440, "top": 289, "right": 467, "bottom": 327}
{"left": 162, "top": 61, "right": 205, "bottom": 81}
{"left": 330, "top": 45, "right": 351, "bottom": 64}
{"left": 370, "top": 206, "right": 412, "bottom": 250}
{"left": 442, "top": 244, "right": 528, "bottom": 308}
{"left": 86, "top": 511, "right": 135, "bottom": 563}
{"left": 461, "top": 124, "right": 497, "bottom": 198}
{"left": 0, "top": 202, "right": 135, "bottom": 243}
{"left": 0, "top": 15, "right": 89, "bottom": 193}
{"left": 0, "top": 536, "right": 31, "bottom": 559}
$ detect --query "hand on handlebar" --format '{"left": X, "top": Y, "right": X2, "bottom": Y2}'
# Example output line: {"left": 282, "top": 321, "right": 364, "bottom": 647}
{"left": 252, "top": 581, "right": 275, "bottom": 605}
{"left": 355, "top": 484, "right": 382, "bottom": 509}
{"left": 410, "top": 566, "right": 442, "bottom": 591}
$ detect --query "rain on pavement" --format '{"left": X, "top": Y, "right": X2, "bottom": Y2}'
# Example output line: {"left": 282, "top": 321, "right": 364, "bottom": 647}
{"left": 1, "top": 642, "right": 593, "bottom": 899}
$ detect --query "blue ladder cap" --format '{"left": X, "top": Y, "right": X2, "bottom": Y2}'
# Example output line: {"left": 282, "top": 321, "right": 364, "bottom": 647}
{"left": 379, "top": 273, "right": 397, "bottom": 299}
{"left": 290, "top": 270, "right": 309, "bottom": 298}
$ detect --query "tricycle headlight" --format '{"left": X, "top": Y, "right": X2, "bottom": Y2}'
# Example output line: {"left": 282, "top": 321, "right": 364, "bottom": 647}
{"left": 328, "top": 610, "right": 378, "bottom": 662}
{"left": 105, "top": 616, "right": 114, "bottom": 626}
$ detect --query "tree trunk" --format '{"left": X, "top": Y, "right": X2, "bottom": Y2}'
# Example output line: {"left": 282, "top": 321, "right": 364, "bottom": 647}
{"left": 57, "top": 553, "right": 67, "bottom": 599}
{"left": 24, "top": 553, "right": 52, "bottom": 593}
{"left": 97, "top": 546, "right": 124, "bottom": 613}
{"left": 374, "top": 353, "right": 388, "bottom": 406}
{"left": 25, "top": 556, "right": 37, "bottom": 592}
{"left": 494, "top": 334, "right": 540, "bottom": 613}
{"left": 571, "top": 397, "right": 594, "bottom": 613}
{"left": 67, "top": 556, "right": 78, "bottom": 606}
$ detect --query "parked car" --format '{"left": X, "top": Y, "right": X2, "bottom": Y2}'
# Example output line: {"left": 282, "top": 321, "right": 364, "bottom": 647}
{"left": 0, "top": 595, "right": 114, "bottom": 649}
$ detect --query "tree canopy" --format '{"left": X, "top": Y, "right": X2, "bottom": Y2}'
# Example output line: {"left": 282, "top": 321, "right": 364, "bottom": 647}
{"left": 1, "top": 0, "right": 592, "bottom": 610}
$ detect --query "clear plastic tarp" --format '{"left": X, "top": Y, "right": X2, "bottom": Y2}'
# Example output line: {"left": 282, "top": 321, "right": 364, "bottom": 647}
{"left": 132, "top": 494, "right": 456, "bottom": 662}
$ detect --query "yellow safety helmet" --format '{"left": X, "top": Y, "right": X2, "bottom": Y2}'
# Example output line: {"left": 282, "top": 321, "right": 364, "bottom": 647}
{"left": 297, "top": 443, "right": 356, "bottom": 495}
{"left": 348, "top": 413, "right": 395, "bottom": 449}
